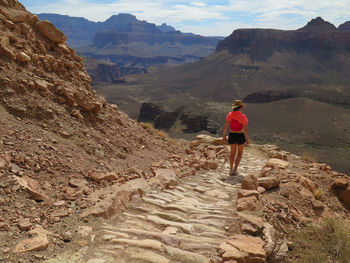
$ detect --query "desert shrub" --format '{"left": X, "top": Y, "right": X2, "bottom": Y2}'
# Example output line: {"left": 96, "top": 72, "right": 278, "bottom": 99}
{"left": 156, "top": 129, "right": 168, "bottom": 140}
{"left": 313, "top": 189, "right": 324, "bottom": 200}
{"left": 140, "top": 122, "right": 154, "bottom": 130}
{"left": 290, "top": 217, "right": 350, "bottom": 263}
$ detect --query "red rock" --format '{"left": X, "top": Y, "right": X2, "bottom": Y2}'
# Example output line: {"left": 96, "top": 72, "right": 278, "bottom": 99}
{"left": 241, "top": 174, "right": 258, "bottom": 190}
{"left": 339, "top": 188, "right": 350, "bottom": 207}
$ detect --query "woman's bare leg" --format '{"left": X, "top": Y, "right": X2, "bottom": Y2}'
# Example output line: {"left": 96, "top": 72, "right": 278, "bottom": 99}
{"left": 233, "top": 144, "right": 245, "bottom": 172}
{"left": 230, "top": 144, "right": 237, "bottom": 172}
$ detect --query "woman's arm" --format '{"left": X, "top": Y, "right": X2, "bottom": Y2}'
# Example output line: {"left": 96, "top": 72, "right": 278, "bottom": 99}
{"left": 243, "top": 123, "right": 249, "bottom": 145}
{"left": 222, "top": 119, "right": 230, "bottom": 141}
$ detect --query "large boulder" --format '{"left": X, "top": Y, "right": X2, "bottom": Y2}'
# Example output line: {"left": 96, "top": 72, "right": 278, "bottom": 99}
{"left": 237, "top": 196, "right": 261, "bottom": 211}
{"left": 241, "top": 174, "right": 258, "bottom": 190}
{"left": 339, "top": 188, "right": 350, "bottom": 207}
{"left": 258, "top": 177, "right": 280, "bottom": 190}
{"left": 37, "top": 20, "right": 66, "bottom": 43}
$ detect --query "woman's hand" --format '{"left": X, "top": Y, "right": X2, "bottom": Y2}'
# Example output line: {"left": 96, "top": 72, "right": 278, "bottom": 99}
{"left": 223, "top": 135, "right": 227, "bottom": 142}
{"left": 245, "top": 138, "right": 250, "bottom": 146}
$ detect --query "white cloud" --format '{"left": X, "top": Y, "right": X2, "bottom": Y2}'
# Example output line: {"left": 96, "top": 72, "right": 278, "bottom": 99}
{"left": 22, "top": 0, "right": 350, "bottom": 36}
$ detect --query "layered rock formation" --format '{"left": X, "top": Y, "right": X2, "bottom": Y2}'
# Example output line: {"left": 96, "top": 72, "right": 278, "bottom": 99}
{"left": 0, "top": 1, "right": 207, "bottom": 261}
{"left": 84, "top": 57, "right": 122, "bottom": 83}
{"left": 216, "top": 17, "right": 350, "bottom": 61}
{"left": 38, "top": 13, "right": 221, "bottom": 76}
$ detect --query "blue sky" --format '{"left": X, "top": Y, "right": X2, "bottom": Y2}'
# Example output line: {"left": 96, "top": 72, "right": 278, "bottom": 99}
{"left": 20, "top": 0, "right": 350, "bottom": 36}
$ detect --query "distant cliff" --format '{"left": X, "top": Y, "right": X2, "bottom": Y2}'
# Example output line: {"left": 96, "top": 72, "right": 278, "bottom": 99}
{"left": 217, "top": 17, "right": 350, "bottom": 61}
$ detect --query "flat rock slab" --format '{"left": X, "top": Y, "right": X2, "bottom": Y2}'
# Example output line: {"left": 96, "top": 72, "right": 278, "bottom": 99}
{"left": 220, "top": 234, "right": 266, "bottom": 263}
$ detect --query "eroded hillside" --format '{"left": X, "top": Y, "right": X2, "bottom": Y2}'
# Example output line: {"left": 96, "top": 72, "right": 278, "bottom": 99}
{"left": 0, "top": 1, "right": 221, "bottom": 261}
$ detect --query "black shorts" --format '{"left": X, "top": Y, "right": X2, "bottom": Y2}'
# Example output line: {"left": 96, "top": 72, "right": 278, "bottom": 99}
{"left": 228, "top": 133, "right": 246, "bottom": 145}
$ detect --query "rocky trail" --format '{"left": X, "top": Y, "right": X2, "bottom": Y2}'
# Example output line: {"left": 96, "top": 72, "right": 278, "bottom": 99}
{"left": 44, "top": 148, "right": 268, "bottom": 263}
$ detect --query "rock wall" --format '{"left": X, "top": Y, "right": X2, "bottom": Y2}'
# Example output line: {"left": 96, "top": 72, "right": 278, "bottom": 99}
{"left": 216, "top": 17, "right": 350, "bottom": 61}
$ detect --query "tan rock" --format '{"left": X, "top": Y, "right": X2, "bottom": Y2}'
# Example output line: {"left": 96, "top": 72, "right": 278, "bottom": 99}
{"left": 263, "top": 223, "right": 276, "bottom": 257}
{"left": 149, "top": 169, "right": 178, "bottom": 190}
{"left": 333, "top": 178, "right": 348, "bottom": 188}
{"left": 258, "top": 186, "right": 266, "bottom": 194}
{"left": 69, "top": 178, "right": 88, "bottom": 188}
{"left": 80, "top": 178, "right": 150, "bottom": 218}
{"left": 13, "top": 232, "right": 48, "bottom": 253}
{"left": 220, "top": 235, "right": 266, "bottom": 263}
{"left": 15, "top": 176, "right": 49, "bottom": 201}
{"left": 297, "top": 175, "right": 317, "bottom": 193}
{"left": 205, "top": 189, "right": 229, "bottom": 199}
{"left": 237, "top": 189, "right": 259, "bottom": 199}
{"left": 88, "top": 172, "right": 118, "bottom": 182}
{"left": 34, "top": 79, "right": 51, "bottom": 91}
{"left": 0, "top": 221, "right": 9, "bottom": 231}
{"left": 258, "top": 176, "right": 280, "bottom": 190}
{"left": 267, "top": 158, "right": 289, "bottom": 169}
{"left": 0, "top": 157, "right": 8, "bottom": 169}
{"left": 37, "top": 20, "right": 66, "bottom": 43}
{"left": 0, "top": 42, "right": 15, "bottom": 60}
{"left": 18, "top": 218, "right": 32, "bottom": 231}
{"left": 241, "top": 174, "right": 258, "bottom": 190}
{"left": 16, "top": 52, "right": 31, "bottom": 63}
{"left": 239, "top": 213, "right": 263, "bottom": 235}
{"left": 237, "top": 196, "right": 261, "bottom": 212}
{"left": 268, "top": 150, "right": 288, "bottom": 161}
{"left": 195, "top": 134, "right": 226, "bottom": 145}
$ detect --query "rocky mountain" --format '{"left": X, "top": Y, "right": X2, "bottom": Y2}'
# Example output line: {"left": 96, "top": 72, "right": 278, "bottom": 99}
{"left": 2, "top": 3, "right": 350, "bottom": 262}
{"left": 83, "top": 57, "right": 122, "bottom": 83}
{"left": 94, "top": 17, "right": 350, "bottom": 174}
{"left": 37, "top": 13, "right": 220, "bottom": 77}
{"left": 157, "top": 23, "right": 176, "bottom": 32}
{"left": 339, "top": 21, "right": 350, "bottom": 31}
{"left": 0, "top": 1, "right": 213, "bottom": 261}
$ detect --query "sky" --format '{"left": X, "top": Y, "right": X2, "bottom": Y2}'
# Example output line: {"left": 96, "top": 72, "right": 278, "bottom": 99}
{"left": 20, "top": 0, "right": 350, "bottom": 36}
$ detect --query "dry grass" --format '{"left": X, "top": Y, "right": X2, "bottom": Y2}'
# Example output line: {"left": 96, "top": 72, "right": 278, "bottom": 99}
{"left": 290, "top": 217, "right": 350, "bottom": 263}
{"left": 313, "top": 189, "right": 324, "bottom": 200}
{"left": 300, "top": 151, "right": 319, "bottom": 163}
{"left": 140, "top": 122, "right": 154, "bottom": 130}
{"left": 156, "top": 129, "right": 168, "bottom": 140}
{"left": 140, "top": 122, "right": 170, "bottom": 141}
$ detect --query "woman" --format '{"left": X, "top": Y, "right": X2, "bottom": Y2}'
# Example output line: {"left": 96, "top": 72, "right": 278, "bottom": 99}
{"left": 222, "top": 100, "right": 249, "bottom": 176}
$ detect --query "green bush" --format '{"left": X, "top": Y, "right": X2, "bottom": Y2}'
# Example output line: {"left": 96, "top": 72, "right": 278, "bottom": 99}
{"left": 290, "top": 218, "right": 350, "bottom": 263}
